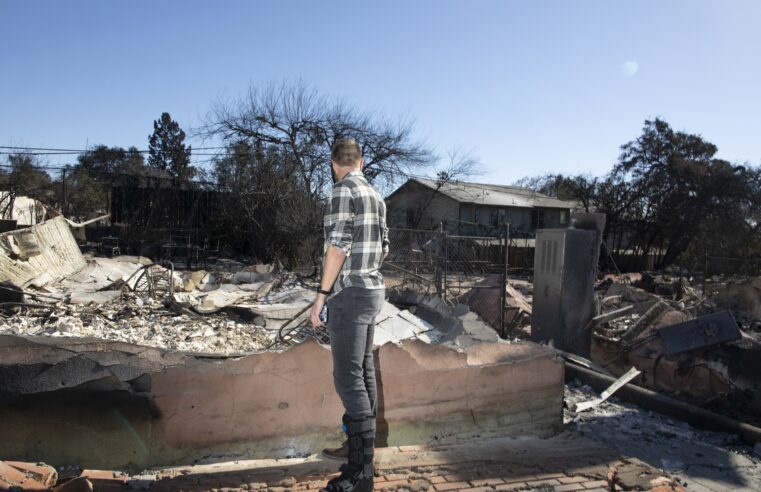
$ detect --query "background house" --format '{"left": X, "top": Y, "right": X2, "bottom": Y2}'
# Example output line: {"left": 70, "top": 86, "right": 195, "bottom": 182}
{"left": 386, "top": 178, "right": 577, "bottom": 236}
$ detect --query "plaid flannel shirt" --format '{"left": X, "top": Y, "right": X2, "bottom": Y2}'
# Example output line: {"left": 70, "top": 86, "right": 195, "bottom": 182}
{"left": 323, "top": 170, "right": 389, "bottom": 294}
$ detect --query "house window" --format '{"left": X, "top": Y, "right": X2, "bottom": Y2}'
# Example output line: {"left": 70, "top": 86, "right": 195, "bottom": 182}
{"left": 559, "top": 210, "right": 568, "bottom": 225}
{"left": 406, "top": 208, "right": 416, "bottom": 227}
{"left": 531, "top": 210, "right": 545, "bottom": 230}
{"left": 491, "top": 209, "right": 507, "bottom": 228}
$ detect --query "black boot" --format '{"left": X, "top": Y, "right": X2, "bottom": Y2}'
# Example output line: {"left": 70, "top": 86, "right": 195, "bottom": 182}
{"left": 322, "top": 439, "right": 348, "bottom": 460}
{"left": 321, "top": 415, "right": 375, "bottom": 492}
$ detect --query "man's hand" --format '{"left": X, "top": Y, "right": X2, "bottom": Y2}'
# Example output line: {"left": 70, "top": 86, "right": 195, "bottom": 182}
{"left": 310, "top": 293, "right": 327, "bottom": 328}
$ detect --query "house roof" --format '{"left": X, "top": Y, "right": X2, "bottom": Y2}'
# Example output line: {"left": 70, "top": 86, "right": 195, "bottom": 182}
{"left": 408, "top": 178, "right": 576, "bottom": 209}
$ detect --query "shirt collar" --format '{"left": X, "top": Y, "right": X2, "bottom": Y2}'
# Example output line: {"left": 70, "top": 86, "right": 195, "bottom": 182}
{"left": 341, "top": 170, "right": 364, "bottom": 181}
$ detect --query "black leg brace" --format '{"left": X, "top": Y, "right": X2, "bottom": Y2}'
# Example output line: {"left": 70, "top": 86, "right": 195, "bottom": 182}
{"left": 322, "top": 415, "right": 375, "bottom": 492}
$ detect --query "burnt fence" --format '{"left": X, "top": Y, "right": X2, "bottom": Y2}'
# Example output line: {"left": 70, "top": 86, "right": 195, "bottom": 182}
{"left": 382, "top": 226, "right": 511, "bottom": 336}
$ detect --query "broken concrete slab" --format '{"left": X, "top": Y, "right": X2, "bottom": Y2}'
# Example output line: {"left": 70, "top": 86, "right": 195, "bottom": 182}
{"left": 0, "top": 460, "right": 50, "bottom": 490}
{"left": 0, "top": 337, "right": 563, "bottom": 470}
{"left": 1, "top": 460, "right": 58, "bottom": 488}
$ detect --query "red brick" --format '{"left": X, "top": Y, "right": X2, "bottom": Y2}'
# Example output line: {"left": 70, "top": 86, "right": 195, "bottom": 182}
{"left": 470, "top": 478, "right": 505, "bottom": 486}
{"left": 559, "top": 476, "right": 587, "bottom": 484}
{"left": 444, "top": 474, "right": 474, "bottom": 482}
{"left": 526, "top": 478, "right": 562, "bottom": 487}
{"left": 429, "top": 476, "right": 447, "bottom": 484}
{"left": 500, "top": 474, "right": 538, "bottom": 484}
{"left": 383, "top": 473, "right": 408, "bottom": 481}
{"left": 495, "top": 483, "right": 528, "bottom": 491}
{"left": 533, "top": 472, "right": 565, "bottom": 480}
{"left": 376, "top": 479, "right": 410, "bottom": 490}
{"left": 582, "top": 480, "right": 608, "bottom": 488}
{"left": 435, "top": 482, "right": 472, "bottom": 491}
{"left": 80, "top": 470, "right": 119, "bottom": 480}
{"left": 555, "top": 484, "right": 586, "bottom": 492}
{"left": 460, "top": 488, "right": 495, "bottom": 492}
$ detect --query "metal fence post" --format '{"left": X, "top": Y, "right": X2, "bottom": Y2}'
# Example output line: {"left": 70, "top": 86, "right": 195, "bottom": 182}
{"left": 500, "top": 223, "right": 510, "bottom": 338}
{"left": 435, "top": 222, "right": 444, "bottom": 298}
{"left": 443, "top": 229, "right": 449, "bottom": 303}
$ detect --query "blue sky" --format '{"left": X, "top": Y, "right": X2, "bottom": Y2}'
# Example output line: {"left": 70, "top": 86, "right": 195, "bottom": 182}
{"left": 1, "top": 0, "right": 759, "bottom": 184}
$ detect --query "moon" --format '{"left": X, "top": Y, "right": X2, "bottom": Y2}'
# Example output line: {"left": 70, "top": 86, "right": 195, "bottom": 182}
{"left": 621, "top": 61, "right": 639, "bottom": 76}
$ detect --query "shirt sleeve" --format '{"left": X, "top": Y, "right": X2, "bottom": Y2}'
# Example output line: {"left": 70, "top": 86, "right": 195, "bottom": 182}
{"left": 379, "top": 199, "right": 389, "bottom": 253}
{"left": 324, "top": 181, "right": 354, "bottom": 256}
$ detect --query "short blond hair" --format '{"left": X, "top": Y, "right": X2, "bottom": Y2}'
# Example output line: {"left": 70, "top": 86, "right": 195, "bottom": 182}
{"left": 331, "top": 138, "right": 362, "bottom": 167}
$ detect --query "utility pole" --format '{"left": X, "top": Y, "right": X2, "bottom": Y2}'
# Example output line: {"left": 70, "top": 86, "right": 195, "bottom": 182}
{"left": 61, "top": 168, "right": 67, "bottom": 216}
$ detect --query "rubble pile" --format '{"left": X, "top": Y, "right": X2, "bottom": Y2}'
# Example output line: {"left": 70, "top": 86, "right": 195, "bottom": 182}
{"left": 0, "top": 256, "right": 318, "bottom": 354}
{"left": 589, "top": 271, "right": 761, "bottom": 426}
{"left": 707, "top": 276, "right": 761, "bottom": 332}
{"left": 564, "top": 381, "right": 761, "bottom": 491}
{"left": 2, "top": 247, "right": 506, "bottom": 355}
{"left": 0, "top": 292, "right": 271, "bottom": 354}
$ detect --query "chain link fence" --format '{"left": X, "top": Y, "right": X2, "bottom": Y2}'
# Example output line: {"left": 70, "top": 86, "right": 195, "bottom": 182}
{"left": 382, "top": 226, "right": 510, "bottom": 335}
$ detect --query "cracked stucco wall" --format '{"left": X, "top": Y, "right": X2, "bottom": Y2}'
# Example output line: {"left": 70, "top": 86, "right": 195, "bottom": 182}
{"left": 0, "top": 337, "right": 563, "bottom": 470}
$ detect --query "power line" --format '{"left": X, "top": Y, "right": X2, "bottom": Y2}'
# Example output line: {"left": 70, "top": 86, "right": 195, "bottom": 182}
{"left": 0, "top": 145, "right": 228, "bottom": 153}
{"left": 0, "top": 145, "right": 444, "bottom": 182}
{"left": 0, "top": 151, "right": 235, "bottom": 157}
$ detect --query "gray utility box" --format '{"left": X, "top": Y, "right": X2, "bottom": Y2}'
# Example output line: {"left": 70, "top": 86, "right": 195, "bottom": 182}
{"left": 531, "top": 228, "right": 598, "bottom": 357}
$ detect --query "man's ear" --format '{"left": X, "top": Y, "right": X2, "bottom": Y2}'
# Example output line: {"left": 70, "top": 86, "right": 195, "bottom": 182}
{"left": 359, "top": 158, "right": 365, "bottom": 171}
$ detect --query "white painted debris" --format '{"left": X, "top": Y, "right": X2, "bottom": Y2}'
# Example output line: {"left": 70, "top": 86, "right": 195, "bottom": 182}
{"left": 573, "top": 366, "right": 642, "bottom": 413}
{"left": 0, "top": 217, "right": 86, "bottom": 287}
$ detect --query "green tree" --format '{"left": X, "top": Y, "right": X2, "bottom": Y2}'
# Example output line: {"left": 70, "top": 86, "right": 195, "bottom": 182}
{"left": 517, "top": 118, "right": 761, "bottom": 269}
{"left": 148, "top": 112, "right": 194, "bottom": 180}
{"left": 62, "top": 145, "right": 151, "bottom": 218}
{"left": 77, "top": 145, "right": 148, "bottom": 175}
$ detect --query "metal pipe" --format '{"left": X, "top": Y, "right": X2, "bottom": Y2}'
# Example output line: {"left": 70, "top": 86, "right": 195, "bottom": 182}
{"left": 566, "top": 362, "right": 761, "bottom": 444}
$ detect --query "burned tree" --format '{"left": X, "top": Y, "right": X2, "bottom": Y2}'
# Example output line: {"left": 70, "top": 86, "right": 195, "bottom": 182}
{"left": 408, "top": 148, "right": 482, "bottom": 229}
{"left": 0, "top": 154, "right": 54, "bottom": 220}
{"left": 200, "top": 80, "right": 436, "bottom": 267}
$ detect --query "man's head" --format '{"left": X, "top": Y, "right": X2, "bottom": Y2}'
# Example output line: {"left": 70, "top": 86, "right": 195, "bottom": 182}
{"left": 331, "top": 138, "right": 363, "bottom": 182}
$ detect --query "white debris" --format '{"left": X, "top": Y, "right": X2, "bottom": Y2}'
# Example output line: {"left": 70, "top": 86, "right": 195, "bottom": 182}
{"left": 2, "top": 255, "right": 490, "bottom": 354}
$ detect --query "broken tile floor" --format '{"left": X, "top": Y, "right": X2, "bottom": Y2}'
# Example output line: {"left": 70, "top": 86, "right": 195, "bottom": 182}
{"left": 62, "top": 386, "right": 761, "bottom": 492}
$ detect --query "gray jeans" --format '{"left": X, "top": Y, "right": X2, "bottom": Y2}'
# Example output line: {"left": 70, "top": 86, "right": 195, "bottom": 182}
{"left": 326, "top": 286, "right": 385, "bottom": 421}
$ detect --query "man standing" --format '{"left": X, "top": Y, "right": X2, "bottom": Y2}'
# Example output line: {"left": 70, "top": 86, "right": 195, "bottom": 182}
{"left": 310, "top": 138, "right": 388, "bottom": 492}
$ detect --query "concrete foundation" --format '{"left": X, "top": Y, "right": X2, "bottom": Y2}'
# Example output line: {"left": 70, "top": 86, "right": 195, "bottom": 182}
{"left": 0, "top": 338, "right": 563, "bottom": 470}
